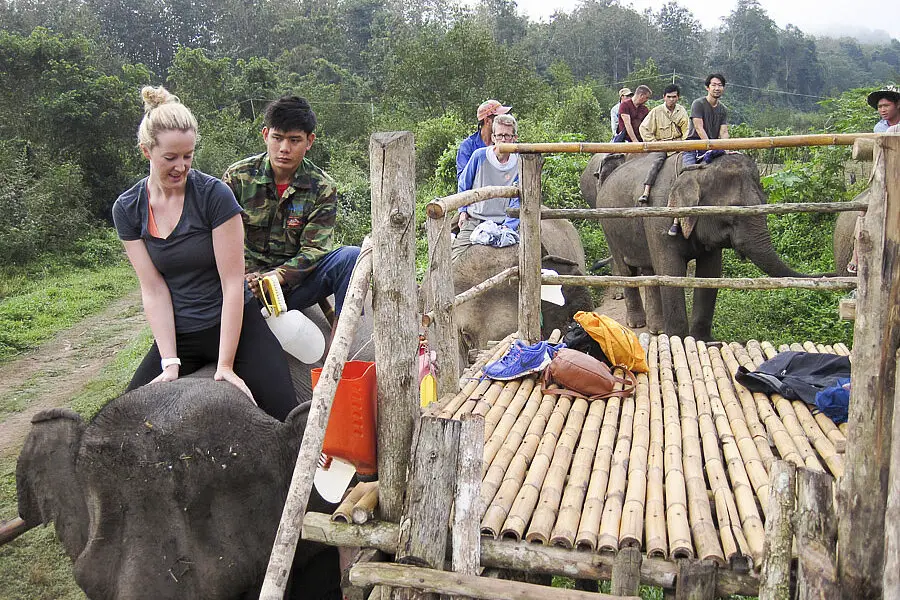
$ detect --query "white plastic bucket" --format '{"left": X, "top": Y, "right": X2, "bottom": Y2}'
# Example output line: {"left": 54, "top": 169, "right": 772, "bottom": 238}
{"left": 264, "top": 309, "right": 326, "bottom": 364}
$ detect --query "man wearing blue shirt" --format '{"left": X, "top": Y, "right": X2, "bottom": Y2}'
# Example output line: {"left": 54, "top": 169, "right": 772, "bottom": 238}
{"left": 869, "top": 85, "right": 900, "bottom": 132}
{"left": 456, "top": 99, "right": 512, "bottom": 177}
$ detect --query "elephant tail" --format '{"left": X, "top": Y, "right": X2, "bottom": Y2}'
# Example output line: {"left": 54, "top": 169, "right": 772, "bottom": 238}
{"left": 590, "top": 256, "right": 613, "bottom": 273}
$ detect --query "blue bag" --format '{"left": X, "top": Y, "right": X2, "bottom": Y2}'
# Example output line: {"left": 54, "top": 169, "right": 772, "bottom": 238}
{"left": 814, "top": 377, "right": 850, "bottom": 424}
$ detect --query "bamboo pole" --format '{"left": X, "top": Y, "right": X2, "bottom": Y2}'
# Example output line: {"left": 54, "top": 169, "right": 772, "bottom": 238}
{"left": 496, "top": 133, "right": 880, "bottom": 155}
{"left": 369, "top": 131, "right": 419, "bottom": 525}
{"left": 526, "top": 397, "right": 589, "bottom": 544}
{"left": 684, "top": 338, "right": 763, "bottom": 566}
{"left": 645, "top": 336, "right": 668, "bottom": 558}
{"left": 353, "top": 483, "right": 382, "bottom": 525}
{"left": 421, "top": 267, "right": 519, "bottom": 328}
{"left": 521, "top": 199, "right": 867, "bottom": 221}
{"left": 706, "top": 345, "right": 772, "bottom": 517}
{"left": 334, "top": 482, "right": 379, "bottom": 523}
{"left": 791, "top": 399, "right": 844, "bottom": 477}
{"left": 539, "top": 274, "right": 855, "bottom": 291}
{"left": 597, "top": 370, "right": 636, "bottom": 552}
{"left": 482, "top": 383, "right": 544, "bottom": 482}
{"left": 759, "top": 461, "right": 796, "bottom": 600}
{"left": 575, "top": 383, "right": 625, "bottom": 551}
{"left": 668, "top": 337, "right": 725, "bottom": 565}
{"left": 424, "top": 211, "right": 461, "bottom": 393}
{"left": 302, "top": 512, "right": 762, "bottom": 596}
{"left": 439, "top": 334, "right": 518, "bottom": 419}
{"left": 657, "top": 335, "right": 692, "bottom": 559}
{"left": 618, "top": 366, "right": 651, "bottom": 549}
{"left": 425, "top": 186, "right": 519, "bottom": 219}
{"left": 501, "top": 393, "right": 573, "bottom": 540}
{"left": 483, "top": 378, "right": 536, "bottom": 463}
{"left": 259, "top": 239, "right": 374, "bottom": 599}
{"left": 350, "top": 563, "right": 640, "bottom": 600}
{"left": 517, "top": 154, "right": 542, "bottom": 343}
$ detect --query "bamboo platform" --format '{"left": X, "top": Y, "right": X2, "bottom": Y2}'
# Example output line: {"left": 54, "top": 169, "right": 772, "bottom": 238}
{"left": 328, "top": 334, "right": 850, "bottom": 585}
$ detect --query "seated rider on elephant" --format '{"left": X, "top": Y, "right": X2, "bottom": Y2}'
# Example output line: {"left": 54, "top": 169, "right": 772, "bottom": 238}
{"left": 452, "top": 113, "right": 521, "bottom": 260}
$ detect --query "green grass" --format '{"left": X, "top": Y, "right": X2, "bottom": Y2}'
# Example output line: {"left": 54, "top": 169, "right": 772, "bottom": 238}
{"left": 0, "top": 261, "right": 137, "bottom": 364}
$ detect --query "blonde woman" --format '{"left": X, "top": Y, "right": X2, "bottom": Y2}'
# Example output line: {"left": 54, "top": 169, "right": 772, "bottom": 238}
{"left": 112, "top": 86, "right": 297, "bottom": 420}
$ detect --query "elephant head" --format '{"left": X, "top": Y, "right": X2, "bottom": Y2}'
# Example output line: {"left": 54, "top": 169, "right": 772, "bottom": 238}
{"left": 582, "top": 151, "right": 808, "bottom": 339}
{"left": 439, "top": 219, "right": 593, "bottom": 366}
{"left": 15, "top": 379, "right": 340, "bottom": 600}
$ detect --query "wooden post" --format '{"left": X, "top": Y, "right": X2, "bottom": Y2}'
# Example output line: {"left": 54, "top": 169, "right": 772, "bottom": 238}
{"left": 425, "top": 213, "right": 461, "bottom": 394}
{"left": 838, "top": 135, "right": 900, "bottom": 599}
{"left": 884, "top": 351, "right": 900, "bottom": 598}
{"left": 517, "top": 154, "right": 543, "bottom": 343}
{"left": 759, "top": 461, "right": 796, "bottom": 600}
{"left": 674, "top": 560, "right": 717, "bottom": 600}
{"left": 453, "top": 414, "right": 485, "bottom": 592}
{"left": 370, "top": 131, "right": 419, "bottom": 523}
{"left": 610, "top": 547, "right": 642, "bottom": 596}
{"left": 259, "top": 240, "right": 374, "bottom": 599}
{"left": 796, "top": 470, "right": 839, "bottom": 599}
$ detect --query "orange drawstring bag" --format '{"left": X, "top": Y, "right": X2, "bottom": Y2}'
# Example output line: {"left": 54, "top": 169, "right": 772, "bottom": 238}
{"left": 572, "top": 311, "right": 649, "bottom": 373}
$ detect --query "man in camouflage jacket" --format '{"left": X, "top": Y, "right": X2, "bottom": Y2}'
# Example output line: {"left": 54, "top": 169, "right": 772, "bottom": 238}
{"left": 223, "top": 96, "right": 360, "bottom": 316}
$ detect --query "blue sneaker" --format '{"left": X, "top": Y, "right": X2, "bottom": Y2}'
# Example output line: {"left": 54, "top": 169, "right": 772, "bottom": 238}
{"left": 483, "top": 340, "right": 563, "bottom": 381}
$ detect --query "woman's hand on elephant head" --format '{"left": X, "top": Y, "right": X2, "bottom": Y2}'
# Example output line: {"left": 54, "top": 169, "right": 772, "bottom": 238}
{"left": 151, "top": 364, "right": 180, "bottom": 385}
{"left": 214, "top": 367, "right": 257, "bottom": 405}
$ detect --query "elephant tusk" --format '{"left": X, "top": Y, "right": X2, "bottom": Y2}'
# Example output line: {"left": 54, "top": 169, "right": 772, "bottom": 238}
{"left": 0, "top": 516, "right": 32, "bottom": 546}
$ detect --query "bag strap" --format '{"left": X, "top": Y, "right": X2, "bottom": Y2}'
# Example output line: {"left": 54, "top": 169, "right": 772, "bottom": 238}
{"left": 540, "top": 365, "right": 637, "bottom": 401}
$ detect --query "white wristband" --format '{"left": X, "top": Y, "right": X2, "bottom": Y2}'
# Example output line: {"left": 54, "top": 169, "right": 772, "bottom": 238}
{"left": 161, "top": 357, "right": 181, "bottom": 370}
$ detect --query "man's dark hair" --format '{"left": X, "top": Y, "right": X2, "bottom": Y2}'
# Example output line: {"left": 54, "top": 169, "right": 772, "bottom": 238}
{"left": 663, "top": 84, "right": 680, "bottom": 96}
{"left": 264, "top": 95, "right": 317, "bottom": 134}
{"left": 705, "top": 73, "right": 726, "bottom": 87}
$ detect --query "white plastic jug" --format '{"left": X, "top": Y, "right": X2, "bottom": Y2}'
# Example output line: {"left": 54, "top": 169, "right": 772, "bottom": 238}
{"left": 263, "top": 309, "right": 326, "bottom": 364}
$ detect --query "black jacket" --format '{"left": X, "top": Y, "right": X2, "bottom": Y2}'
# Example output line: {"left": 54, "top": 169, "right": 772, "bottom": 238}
{"left": 735, "top": 351, "right": 851, "bottom": 405}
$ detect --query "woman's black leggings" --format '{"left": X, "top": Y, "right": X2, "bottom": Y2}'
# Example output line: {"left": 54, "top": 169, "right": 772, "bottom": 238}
{"left": 128, "top": 301, "right": 298, "bottom": 421}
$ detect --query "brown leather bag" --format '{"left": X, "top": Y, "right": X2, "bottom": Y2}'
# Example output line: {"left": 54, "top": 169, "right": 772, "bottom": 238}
{"left": 542, "top": 348, "right": 636, "bottom": 401}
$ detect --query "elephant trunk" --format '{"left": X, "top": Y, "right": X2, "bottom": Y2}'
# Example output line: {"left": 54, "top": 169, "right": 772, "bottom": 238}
{"left": 735, "top": 225, "right": 806, "bottom": 278}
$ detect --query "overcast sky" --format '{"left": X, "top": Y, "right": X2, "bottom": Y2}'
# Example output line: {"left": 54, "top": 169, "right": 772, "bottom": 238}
{"left": 511, "top": 0, "right": 900, "bottom": 42}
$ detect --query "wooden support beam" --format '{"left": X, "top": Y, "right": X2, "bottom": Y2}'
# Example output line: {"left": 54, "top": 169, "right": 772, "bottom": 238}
{"left": 610, "top": 546, "right": 642, "bottom": 596}
{"left": 796, "top": 470, "right": 838, "bottom": 599}
{"left": 675, "top": 559, "right": 717, "bottom": 600}
{"left": 343, "top": 548, "right": 386, "bottom": 600}
{"left": 510, "top": 199, "right": 868, "bottom": 220}
{"left": 884, "top": 350, "right": 900, "bottom": 598}
{"left": 350, "top": 563, "right": 639, "bottom": 600}
{"left": 426, "top": 186, "right": 519, "bottom": 219}
{"left": 759, "top": 461, "right": 796, "bottom": 600}
{"left": 259, "top": 240, "right": 374, "bottom": 599}
{"left": 453, "top": 414, "right": 485, "bottom": 597}
{"left": 496, "top": 133, "right": 880, "bottom": 155}
{"left": 838, "top": 298, "right": 856, "bottom": 321}
{"left": 424, "top": 212, "right": 461, "bottom": 394}
{"left": 852, "top": 138, "right": 875, "bottom": 162}
{"left": 517, "top": 154, "right": 542, "bottom": 343}
{"left": 369, "top": 131, "right": 419, "bottom": 523}
{"left": 838, "top": 134, "right": 900, "bottom": 599}
{"left": 301, "top": 513, "right": 762, "bottom": 596}
{"left": 542, "top": 274, "right": 855, "bottom": 291}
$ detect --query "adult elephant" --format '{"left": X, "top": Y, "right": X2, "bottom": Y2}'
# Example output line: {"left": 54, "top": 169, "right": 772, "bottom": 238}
{"left": 437, "top": 219, "right": 593, "bottom": 365}
{"left": 15, "top": 379, "right": 341, "bottom": 600}
{"left": 580, "top": 152, "right": 805, "bottom": 339}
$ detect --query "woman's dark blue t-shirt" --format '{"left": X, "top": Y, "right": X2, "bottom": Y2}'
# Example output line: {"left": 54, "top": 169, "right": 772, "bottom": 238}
{"left": 112, "top": 170, "right": 250, "bottom": 333}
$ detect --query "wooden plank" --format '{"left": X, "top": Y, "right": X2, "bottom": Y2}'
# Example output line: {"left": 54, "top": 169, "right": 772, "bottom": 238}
{"left": 838, "top": 134, "right": 900, "bottom": 599}
{"left": 453, "top": 413, "right": 485, "bottom": 600}
{"left": 301, "top": 513, "right": 764, "bottom": 596}
{"left": 425, "top": 213, "right": 461, "bottom": 394}
{"left": 838, "top": 298, "right": 856, "bottom": 321}
{"left": 884, "top": 350, "right": 900, "bottom": 598}
{"left": 610, "top": 546, "right": 642, "bottom": 596}
{"left": 369, "top": 131, "right": 419, "bottom": 523}
{"left": 541, "top": 274, "right": 855, "bottom": 291}
{"left": 517, "top": 153, "right": 543, "bottom": 343}
{"left": 796, "top": 470, "right": 838, "bottom": 599}
{"left": 397, "top": 417, "right": 461, "bottom": 570}
{"left": 759, "top": 461, "right": 796, "bottom": 600}
{"left": 343, "top": 548, "right": 386, "bottom": 600}
{"left": 350, "top": 563, "right": 639, "bottom": 600}
{"left": 426, "top": 186, "right": 519, "bottom": 219}
{"left": 259, "top": 240, "right": 374, "bottom": 599}
{"left": 674, "top": 559, "right": 717, "bottom": 600}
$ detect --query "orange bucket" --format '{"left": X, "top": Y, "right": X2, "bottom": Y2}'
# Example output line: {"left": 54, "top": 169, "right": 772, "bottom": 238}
{"left": 311, "top": 361, "right": 377, "bottom": 480}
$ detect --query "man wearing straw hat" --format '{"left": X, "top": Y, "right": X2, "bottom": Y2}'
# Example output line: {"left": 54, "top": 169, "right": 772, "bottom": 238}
{"left": 456, "top": 99, "right": 512, "bottom": 177}
{"left": 869, "top": 85, "right": 900, "bottom": 132}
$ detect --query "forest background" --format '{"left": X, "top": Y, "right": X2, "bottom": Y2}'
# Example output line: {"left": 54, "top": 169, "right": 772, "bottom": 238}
{"left": 2, "top": 0, "right": 900, "bottom": 357}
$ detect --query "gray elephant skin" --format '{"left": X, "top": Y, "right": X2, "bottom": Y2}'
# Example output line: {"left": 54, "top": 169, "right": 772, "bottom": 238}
{"left": 442, "top": 219, "right": 593, "bottom": 363}
{"left": 580, "top": 152, "right": 805, "bottom": 339}
{"left": 833, "top": 190, "right": 866, "bottom": 277}
{"left": 16, "top": 379, "right": 343, "bottom": 600}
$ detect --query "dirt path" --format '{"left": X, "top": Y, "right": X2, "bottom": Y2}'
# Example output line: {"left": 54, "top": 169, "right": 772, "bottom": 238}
{"left": 593, "top": 288, "right": 649, "bottom": 337}
{"left": 0, "top": 289, "right": 145, "bottom": 457}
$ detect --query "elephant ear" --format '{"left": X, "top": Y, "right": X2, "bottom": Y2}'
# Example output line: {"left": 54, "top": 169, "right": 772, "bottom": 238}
{"left": 16, "top": 408, "right": 89, "bottom": 560}
{"left": 668, "top": 171, "right": 702, "bottom": 239}
{"left": 598, "top": 153, "right": 625, "bottom": 186}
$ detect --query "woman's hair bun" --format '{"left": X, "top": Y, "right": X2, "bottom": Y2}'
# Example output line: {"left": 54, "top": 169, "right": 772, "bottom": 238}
{"left": 141, "top": 85, "right": 179, "bottom": 113}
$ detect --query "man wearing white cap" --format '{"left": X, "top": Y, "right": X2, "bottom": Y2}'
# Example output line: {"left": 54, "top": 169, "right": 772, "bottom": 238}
{"left": 610, "top": 87, "right": 633, "bottom": 139}
{"left": 456, "top": 99, "right": 512, "bottom": 177}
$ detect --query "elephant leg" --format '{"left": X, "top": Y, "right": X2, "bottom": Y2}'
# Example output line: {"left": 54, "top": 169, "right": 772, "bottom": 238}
{"left": 610, "top": 256, "right": 645, "bottom": 328}
{"left": 690, "top": 250, "right": 722, "bottom": 341}
{"left": 643, "top": 284, "right": 664, "bottom": 334}
{"left": 657, "top": 262, "right": 689, "bottom": 337}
